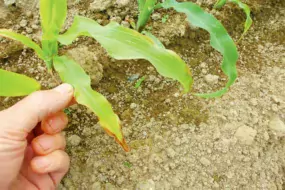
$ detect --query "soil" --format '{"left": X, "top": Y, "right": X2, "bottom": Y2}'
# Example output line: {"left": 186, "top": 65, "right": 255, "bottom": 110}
{"left": 1, "top": 0, "right": 285, "bottom": 189}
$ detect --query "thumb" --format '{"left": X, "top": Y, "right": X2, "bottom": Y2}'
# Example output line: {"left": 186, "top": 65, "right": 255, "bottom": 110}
{"left": 2, "top": 84, "right": 73, "bottom": 137}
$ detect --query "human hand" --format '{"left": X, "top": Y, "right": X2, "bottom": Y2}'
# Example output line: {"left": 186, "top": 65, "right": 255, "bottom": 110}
{"left": 0, "top": 84, "right": 74, "bottom": 190}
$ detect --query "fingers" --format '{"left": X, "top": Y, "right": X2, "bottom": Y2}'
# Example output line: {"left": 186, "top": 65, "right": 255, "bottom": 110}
{"left": 31, "top": 150, "right": 70, "bottom": 185}
{"left": 4, "top": 84, "right": 73, "bottom": 135}
{"left": 32, "top": 133, "right": 66, "bottom": 155}
{"left": 41, "top": 112, "right": 68, "bottom": 135}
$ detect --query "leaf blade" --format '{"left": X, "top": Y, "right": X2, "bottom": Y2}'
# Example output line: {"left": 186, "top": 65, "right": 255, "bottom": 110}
{"left": 0, "top": 69, "right": 40, "bottom": 97}
{"left": 53, "top": 56, "right": 129, "bottom": 151}
{"left": 0, "top": 29, "right": 45, "bottom": 59}
{"left": 40, "top": 0, "right": 67, "bottom": 40}
{"left": 162, "top": 0, "right": 239, "bottom": 98}
{"left": 229, "top": 0, "right": 252, "bottom": 39}
{"left": 58, "top": 16, "right": 193, "bottom": 93}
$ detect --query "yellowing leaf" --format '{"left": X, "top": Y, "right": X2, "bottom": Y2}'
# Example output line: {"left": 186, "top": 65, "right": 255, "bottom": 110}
{"left": 58, "top": 16, "right": 193, "bottom": 93}
{"left": 162, "top": 0, "right": 239, "bottom": 98}
{"left": 0, "top": 69, "right": 40, "bottom": 97}
{"left": 0, "top": 29, "right": 45, "bottom": 59}
{"left": 53, "top": 56, "right": 129, "bottom": 152}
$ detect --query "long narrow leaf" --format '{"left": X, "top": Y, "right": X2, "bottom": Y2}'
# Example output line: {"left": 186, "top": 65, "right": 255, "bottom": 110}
{"left": 0, "top": 69, "right": 40, "bottom": 97}
{"left": 53, "top": 56, "right": 129, "bottom": 152}
{"left": 0, "top": 29, "right": 45, "bottom": 59}
{"left": 162, "top": 0, "right": 239, "bottom": 98}
{"left": 58, "top": 16, "right": 193, "bottom": 93}
{"left": 214, "top": 0, "right": 252, "bottom": 39}
{"left": 214, "top": 0, "right": 227, "bottom": 9}
{"left": 40, "top": 0, "right": 67, "bottom": 69}
{"left": 40, "top": 0, "right": 67, "bottom": 40}
{"left": 137, "top": 0, "right": 157, "bottom": 32}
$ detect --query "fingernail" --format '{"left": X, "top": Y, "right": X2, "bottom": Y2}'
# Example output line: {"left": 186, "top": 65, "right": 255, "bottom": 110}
{"left": 34, "top": 137, "right": 51, "bottom": 151}
{"left": 34, "top": 157, "right": 50, "bottom": 169}
{"left": 54, "top": 84, "right": 73, "bottom": 95}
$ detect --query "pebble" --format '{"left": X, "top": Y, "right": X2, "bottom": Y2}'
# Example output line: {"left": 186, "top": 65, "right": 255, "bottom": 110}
{"left": 152, "top": 13, "right": 161, "bottom": 21}
{"left": 68, "top": 135, "right": 82, "bottom": 146}
{"left": 90, "top": 0, "right": 113, "bottom": 12}
{"left": 204, "top": 74, "right": 219, "bottom": 84}
{"left": 130, "top": 103, "right": 137, "bottom": 109}
{"left": 116, "top": 0, "right": 130, "bottom": 8}
{"left": 166, "top": 147, "right": 176, "bottom": 158}
{"left": 20, "top": 19, "right": 28, "bottom": 27}
{"left": 4, "top": 0, "right": 16, "bottom": 6}
{"left": 136, "top": 180, "right": 155, "bottom": 190}
{"left": 91, "top": 182, "right": 101, "bottom": 190}
{"left": 235, "top": 125, "right": 257, "bottom": 145}
{"left": 200, "top": 157, "right": 211, "bottom": 166}
{"left": 110, "top": 16, "right": 122, "bottom": 23}
{"left": 121, "top": 21, "right": 130, "bottom": 28}
{"left": 269, "top": 115, "right": 285, "bottom": 136}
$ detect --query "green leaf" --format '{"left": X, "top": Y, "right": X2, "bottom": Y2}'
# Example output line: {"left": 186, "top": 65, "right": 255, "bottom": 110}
{"left": 214, "top": 0, "right": 253, "bottom": 40}
{"left": 40, "top": 0, "right": 67, "bottom": 40}
{"left": 58, "top": 16, "right": 193, "bottom": 93}
{"left": 40, "top": 0, "right": 67, "bottom": 69}
{"left": 53, "top": 56, "right": 129, "bottom": 152}
{"left": 135, "top": 76, "right": 146, "bottom": 88}
{"left": 213, "top": 0, "right": 227, "bottom": 9}
{"left": 162, "top": 0, "right": 239, "bottom": 98}
{"left": 229, "top": 0, "right": 252, "bottom": 39}
{"left": 0, "top": 29, "right": 45, "bottom": 59}
{"left": 137, "top": 0, "right": 157, "bottom": 32}
{"left": 0, "top": 69, "right": 40, "bottom": 97}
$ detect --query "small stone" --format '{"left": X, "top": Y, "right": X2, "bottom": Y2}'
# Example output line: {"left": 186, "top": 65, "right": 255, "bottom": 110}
{"left": 105, "top": 183, "right": 116, "bottom": 190}
{"left": 136, "top": 179, "right": 155, "bottom": 190}
{"left": 116, "top": 0, "right": 130, "bottom": 8}
{"left": 4, "top": 0, "right": 16, "bottom": 7}
{"left": 68, "top": 135, "right": 81, "bottom": 146}
{"left": 171, "top": 177, "right": 181, "bottom": 188}
{"left": 200, "top": 157, "right": 211, "bottom": 166}
{"left": 26, "top": 11, "right": 33, "bottom": 18}
{"left": 235, "top": 126, "right": 257, "bottom": 145}
{"left": 152, "top": 13, "right": 161, "bottom": 21}
{"left": 121, "top": 21, "right": 130, "bottom": 28}
{"left": 91, "top": 182, "right": 101, "bottom": 190}
{"left": 110, "top": 16, "right": 122, "bottom": 23}
{"left": 20, "top": 19, "right": 28, "bottom": 27}
{"left": 90, "top": 0, "right": 113, "bottom": 12}
{"left": 26, "top": 28, "right": 33, "bottom": 34}
{"left": 31, "top": 24, "right": 39, "bottom": 30}
{"left": 166, "top": 147, "right": 176, "bottom": 158}
{"left": 204, "top": 74, "right": 219, "bottom": 84}
{"left": 130, "top": 103, "right": 137, "bottom": 109}
{"left": 269, "top": 115, "right": 285, "bottom": 136}
{"left": 250, "top": 98, "right": 258, "bottom": 106}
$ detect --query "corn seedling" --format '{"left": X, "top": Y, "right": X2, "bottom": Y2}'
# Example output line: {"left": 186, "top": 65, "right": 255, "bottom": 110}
{"left": 0, "top": 0, "right": 195, "bottom": 151}
{"left": 137, "top": 0, "right": 239, "bottom": 98}
{"left": 214, "top": 0, "right": 253, "bottom": 40}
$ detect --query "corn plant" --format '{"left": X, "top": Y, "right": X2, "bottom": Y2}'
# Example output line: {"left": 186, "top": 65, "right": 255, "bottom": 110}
{"left": 136, "top": 0, "right": 239, "bottom": 98}
{"left": 0, "top": 0, "right": 195, "bottom": 151}
{"left": 214, "top": 0, "right": 253, "bottom": 40}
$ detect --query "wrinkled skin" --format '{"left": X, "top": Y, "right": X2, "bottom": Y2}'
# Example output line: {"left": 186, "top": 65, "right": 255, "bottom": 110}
{"left": 0, "top": 84, "right": 73, "bottom": 189}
